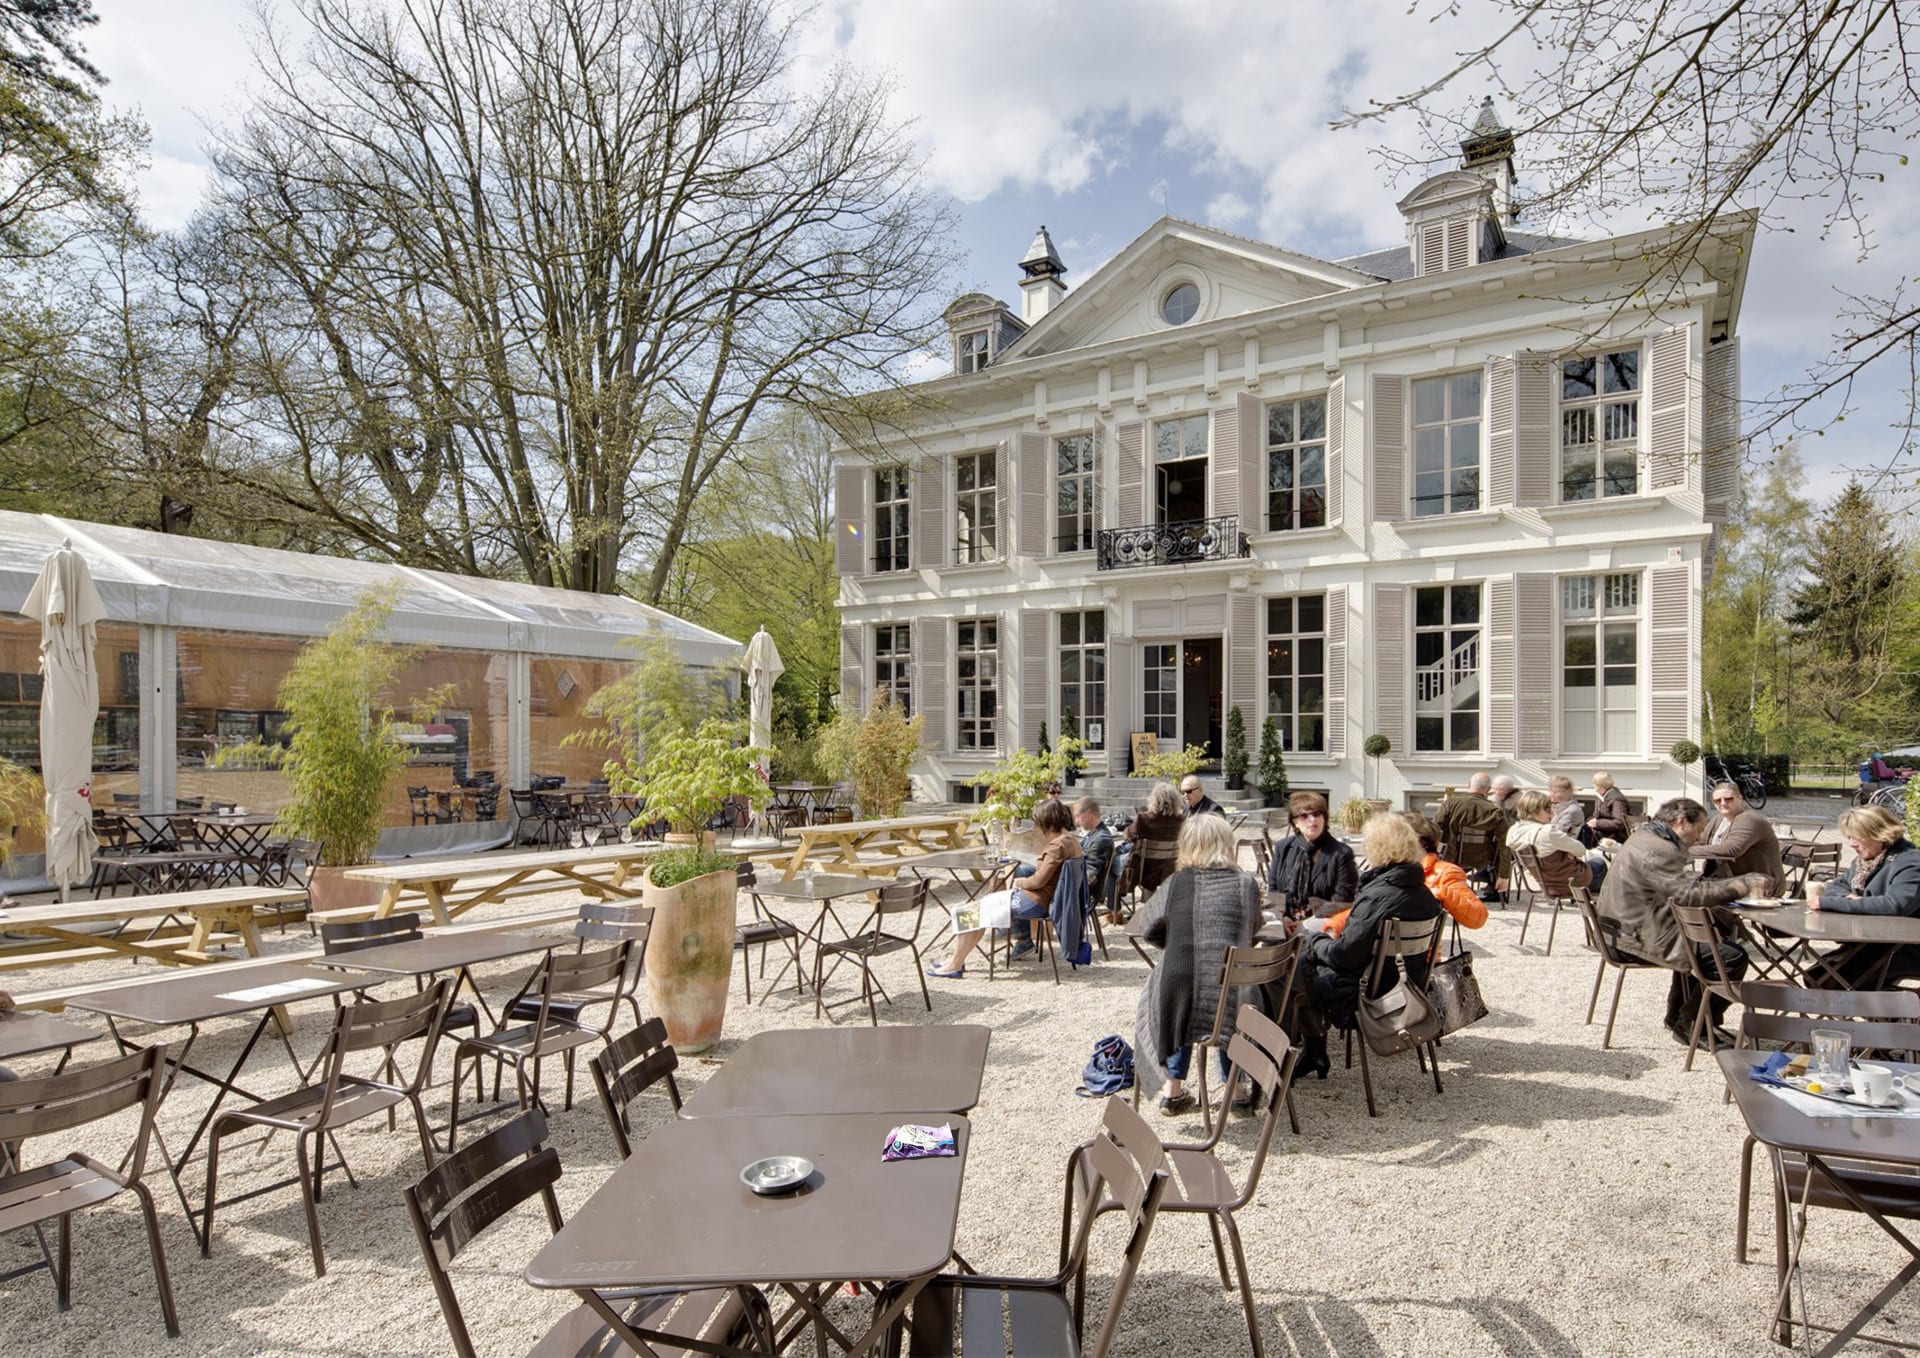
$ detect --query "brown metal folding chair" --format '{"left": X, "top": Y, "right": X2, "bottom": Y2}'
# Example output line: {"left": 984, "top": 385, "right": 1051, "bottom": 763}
{"left": 1191, "top": 941, "right": 1300, "bottom": 1136}
{"left": 587, "top": 1017, "right": 683, "bottom": 1160}
{"left": 1512, "top": 844, "right": 1573, "bottom": 953}
{"left": 1340, "top": 915, "right": 1445, "bottom": 1118}
{"left": 320, "top": 910, "right": 482, "bottom": 1048}
{"left": 0, "top": 1045, "right": 178, "bottom": 1337}
{"left": 903, "top": 1096, "right": 1171, "bottom": 1358}
{"left": 504, "top": 901, "right": 651, "bottom": 1031}
{"left": 1572, "top": 882, "right": 1657, "bottom": 1049}
{"left": 1781, "top": 839, "right": 1841, "bottom": 896}
{"left": 1730, "top": 982, "right": 1920, "bottom": 1264}
{"left": 202, "top": 979, "right": 451, "bottom": 1276}
{"left": 404, "top": 1109, "right": 772, "bottom": 1358}
{"left": 814, "top": 877, "right": 931, "bottom": 1025}
{"left": 735, "top": 861, "right": 805, "bottom": 1005}
{"left": 1670, "top": 900, "right": 1744, "bottom": 1071}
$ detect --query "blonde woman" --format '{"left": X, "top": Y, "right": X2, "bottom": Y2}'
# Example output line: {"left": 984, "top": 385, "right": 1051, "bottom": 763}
{"left": 1293, "top": 813, "right": 1442, "bottom": 1078}
{"left": 1815, "top": 805, "right": 1920, "bottom": 987}
{"left": 1131, "top": 814, "right": 1260, "bottom": 1115}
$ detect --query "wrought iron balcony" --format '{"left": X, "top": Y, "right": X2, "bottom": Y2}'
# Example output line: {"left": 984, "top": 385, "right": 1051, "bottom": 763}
{"left": 1096, "top": 516, "right": 1250, "bottom": 571}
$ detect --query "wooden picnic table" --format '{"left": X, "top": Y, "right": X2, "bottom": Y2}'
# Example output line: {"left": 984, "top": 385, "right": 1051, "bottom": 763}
{"left": 777, "top": 813, "right": 974, "bottom": 880}
{"left": 343, "top": 841, "right": 666, "bottom": 925}
{"left": 0, "top": 885, "right": 308, "bottom": 971}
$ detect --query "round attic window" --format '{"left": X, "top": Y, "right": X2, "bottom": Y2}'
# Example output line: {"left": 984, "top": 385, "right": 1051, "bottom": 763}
{"left": 1160, "top": 282, "right": 1200, "bottom": 326}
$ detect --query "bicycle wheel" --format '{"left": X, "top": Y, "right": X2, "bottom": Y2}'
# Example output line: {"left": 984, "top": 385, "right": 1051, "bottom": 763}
{"left": 1869, "top": 784, "right": 1907, "bottom": 819}
{"left": 1742, "top": 774, "right": 1767, "bottom": 810}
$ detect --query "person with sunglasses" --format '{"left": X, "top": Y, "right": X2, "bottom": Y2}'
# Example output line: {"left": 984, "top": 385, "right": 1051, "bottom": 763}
{"left": 1689, "top": 781, "right": 1784, "bottom": 894}
{"left": 1265, "top": 791, "right": 1357, "bottom": 916}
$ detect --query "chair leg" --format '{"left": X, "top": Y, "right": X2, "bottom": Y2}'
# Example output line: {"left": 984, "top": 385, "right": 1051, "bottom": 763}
{"left": 1204, "top": 1212, "right": 1231, "bottom": 1287}
{"left": 1602, "top": 968, "right": 1628, "bottom": 1049}
{"left": 409, "top": 1092, "right": 437, "bottom": 1168}
{"left": 131, "top": 1178, "right": 181, "bottom": 1337}
{"left": 1518, "top": 895, "right": 1535, "bottom": 947}
{"left": 1735, "top": 1133, "right": 1757, "bottom": 1263}
{"left": 1684, "top": 1002, "right": 1705, "bottom": 1072}
{"left": 1222, "top": 1210, "right": 1265, "bottom": 1358}
{"left": 56, "top": 1211, "right": 71, "bottom": 1311}
{"left": 201, "top": 1125, "right": 225, "bottom": 1256}
{"left": 1586, "top": 956, "right": 1606, "bottom": 1024}
{"left": 1197, "top": 1044, "right": 1214, "bottom": 1136}
{"left": 1427, "top": 1039, "right": 1444, "bottom": 1094}
{"left": 1358, "top": 1037, "right": 1378, "bottom": 1118}
{"left": 863, "top": 960, "right": 878, "bottom": 1026}
{"left": 1544, "top": 900, "right": 1562, "bottom": 955}
{"left": 294, "top": 1131, "right": 328, "bottom": 1277}
{"left": 740, "top": 944, "right": 754, "bottom": 1007}
{"left": 913, "top": 946, "right": 932, "bottom": 1013}
{"left": 1285, "top": 1086, "right": 1302, "bottom": 1136}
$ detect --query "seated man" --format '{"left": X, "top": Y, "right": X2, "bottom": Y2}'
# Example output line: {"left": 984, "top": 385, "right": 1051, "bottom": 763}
{"left": 1073, "top": 796, "right": 1115, "bottom": 904}
{"left": 1178, "top": 776, "right": 1227, "bottom": 819}
{"left": 1597, "top": 798, "right": 1771, "bottom": 1046}
{"left": 1690, "top": 782, "right": 1785, "bottom": 894}
{"left": 1433, "top": 772, "right": 1510, "bottom": 900}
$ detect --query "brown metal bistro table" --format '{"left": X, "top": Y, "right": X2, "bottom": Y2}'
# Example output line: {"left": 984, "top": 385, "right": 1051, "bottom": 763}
{"left": 1716, "top": 1049, "right": 1920, "bottom": 1355}
{"left": 525, "top": 1112, "right": 971, "bottom": 1358}
{"left": 679, "top": 1025, "right": 990, "bottom": 1119}
{"left": 1721, "top": 902, "right": 1920, "bottom": 989}
{"left": 310, "top": 929, "right": 560, "bottom": 1029}
{"left": 0, "top": 1010, "right": 101, "bottom": 1067}
{"left": 745, "top": 873, "right": 881, "bottom": 1003}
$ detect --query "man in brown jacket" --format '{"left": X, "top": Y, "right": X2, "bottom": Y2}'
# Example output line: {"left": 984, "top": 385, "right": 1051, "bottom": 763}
{"left": 1597, "top": 798, "right": 1772, "bottom": 1045}
{"left": 1434, "top": 772, "right": 1511, "bottom": 900}
{"left": 1690, "top": 782, "right": 1785, "bottom": 894}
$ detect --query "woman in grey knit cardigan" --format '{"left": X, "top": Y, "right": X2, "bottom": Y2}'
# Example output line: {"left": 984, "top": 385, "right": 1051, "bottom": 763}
{"left": 1132, "top": 815, "right": 1261, "bottom": 1114}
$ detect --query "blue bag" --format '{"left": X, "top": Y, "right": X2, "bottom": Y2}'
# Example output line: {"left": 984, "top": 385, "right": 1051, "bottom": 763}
{"left": 1075, "top": 1034, "right": 1134, "bottom": 1097}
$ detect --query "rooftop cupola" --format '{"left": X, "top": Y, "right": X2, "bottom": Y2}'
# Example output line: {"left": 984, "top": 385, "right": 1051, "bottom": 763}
{"left": 1396, "top": 97, "right": 1518, "bottom": 277}
{"left": 1458, "top": 96, "right": 1517, "bottom": 225}
{"left": 1017, "top": 225, "right": 1067, "bottom": 325}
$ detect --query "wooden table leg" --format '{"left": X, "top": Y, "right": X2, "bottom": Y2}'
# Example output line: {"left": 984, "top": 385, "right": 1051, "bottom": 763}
{"left": 373, "top": 882, "right": 404, "bottom": 920}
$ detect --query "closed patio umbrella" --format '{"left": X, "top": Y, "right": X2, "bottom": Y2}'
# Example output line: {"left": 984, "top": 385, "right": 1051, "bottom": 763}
{"left": 21, "top": 539, "right": 105, "bottom": 897}
{"left": 742, "top": 627, "right": 784, "bottom": 770}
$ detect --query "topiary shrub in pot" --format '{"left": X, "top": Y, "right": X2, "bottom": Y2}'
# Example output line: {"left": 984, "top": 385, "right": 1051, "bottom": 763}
{"left": 1256, "top": 716, "right": 1289, "bottom": 807}
{"left": 1223, "top": 706, "right": 1249, "bottom": 791}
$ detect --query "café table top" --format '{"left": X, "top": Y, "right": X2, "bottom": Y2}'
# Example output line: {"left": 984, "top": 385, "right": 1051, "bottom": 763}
{"left": 194, "top": 813, "right": 281, "bottom": 827}
{"left": 524, "top": 1111, "right": 970, "bottom": 1292}
{"left": 1716, "top": 1049, "right": 1920, "bottom": 1166}
{"left": 309, "top": 930, "right": 559, "bottom": 977}
{"left": 679, "top": 1025, "right": 991, "bottom": 1119}
{"left": 1723, "top": 902, "right": 1920, "bottom": 946}
{"left": 61, "top": 960, "right": 375, "bottom": 1027}
{"left": 0, "top": 1011, "right": 102, "bottom": 1061}
{"left": 749, "top": 872, "right": 885, "bottom": 902}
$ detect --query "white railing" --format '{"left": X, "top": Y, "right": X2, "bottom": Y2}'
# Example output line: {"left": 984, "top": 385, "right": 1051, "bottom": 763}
{"left": 1415, "top": 633, "right": 1479, "bottom": 704}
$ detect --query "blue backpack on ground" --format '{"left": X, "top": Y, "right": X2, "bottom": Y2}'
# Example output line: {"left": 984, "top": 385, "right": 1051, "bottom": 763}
{"left": 1075, "top": 1034, "right": 1134, "bottom": 1097}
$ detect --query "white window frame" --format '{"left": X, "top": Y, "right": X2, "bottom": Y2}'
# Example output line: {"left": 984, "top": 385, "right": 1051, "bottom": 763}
{"left": 873, "top": 623, "right": 912, "bottom": 717}
{"left": 1055, "top": 432, "right": 1096, "bottom": 553}
{"left": 1560, "top": 571, "right": 1642, "bottom": 755}
{"left": 1410, "top": 370, "right": 1483, "bottom": 517}
{"left": 1264, "top": 395, "right": 1329, "bottom": 532}
{"left": 1152, "top": 415, "right": 1209, "bottom": 525}
{"left": 954, "top": 451, "right": 997, "bottom": 564}
{"left": 1559, "top": 346, "right": 1643, "bottom": 503}
{"left": 1265, "top": 594, "right": 1327, "bottom": 753}
{"left": 871, "top": 465, "right": 910, "bottom": 572}
{"left": 957, "top": 329, "right": 991, "bottom": 374}
{"left": 955, "top": 618, "right": 998, "bottom": 751}
{"left": 1142, "top": 642, "right": 1179, "bottom": 742}
{"left": 1412, "top": 582, "right": 1483, "bottom": 753}
{"left": 1059, "top": 610, "right": 1106, "bottom": 749}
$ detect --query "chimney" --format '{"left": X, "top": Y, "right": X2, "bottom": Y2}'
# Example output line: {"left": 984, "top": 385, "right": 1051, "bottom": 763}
{"left": 1459, "top": 96, "right": 1517, "bottom": 224}
{"left": 1018, "top": 225, "right": 1067, "bottom": 325}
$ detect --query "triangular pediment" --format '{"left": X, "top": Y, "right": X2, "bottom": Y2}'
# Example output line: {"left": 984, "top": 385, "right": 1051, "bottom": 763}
{"left": 997, "top": 218, "right": 1377, "bottom": 362}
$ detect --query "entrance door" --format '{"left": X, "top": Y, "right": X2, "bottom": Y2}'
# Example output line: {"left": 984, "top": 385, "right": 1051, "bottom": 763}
{"left": 1140, "top": 639, "right": 1222, "bottom": 764}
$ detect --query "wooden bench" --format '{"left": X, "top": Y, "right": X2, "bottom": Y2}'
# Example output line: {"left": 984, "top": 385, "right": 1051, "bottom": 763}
{"left": 345, "top": 842, "right": 664, "bottom": 925}
{"left": 0, "top": 886, "right": 308, "bottom": 973}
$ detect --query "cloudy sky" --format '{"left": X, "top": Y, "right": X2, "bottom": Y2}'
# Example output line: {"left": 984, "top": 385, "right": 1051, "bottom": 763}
{"left": 92, "top": 0, "right": 1918, "bottom": 506}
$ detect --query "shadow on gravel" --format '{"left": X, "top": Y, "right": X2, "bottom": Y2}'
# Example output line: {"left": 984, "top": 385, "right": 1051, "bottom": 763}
{"left": 1258, "top": 1290, "right": 1581, "bottom": 1358}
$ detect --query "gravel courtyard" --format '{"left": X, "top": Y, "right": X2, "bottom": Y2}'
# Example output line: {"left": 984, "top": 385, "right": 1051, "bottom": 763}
{"left": 1, "top": 858, "right": 1911, "bottom": 1357}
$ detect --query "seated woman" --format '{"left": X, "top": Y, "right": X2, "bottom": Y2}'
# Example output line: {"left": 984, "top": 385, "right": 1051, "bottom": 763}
{"left": 1404, "top": 811, "right": 1488, "bottom": 931}
{"left": 1507, "top": 790, "right": 1608, "bottom": 895}
{"left": 1265, "top": 791, "right": 1358, "bottom": 914}
{"left": 1121, "top": 782, "right": 1186, "bottom": 899}
{"left": 1291, "top": 813, "right": 1441, "bottom": 1079}
{"left": 1586, "top": 772, "right": 1630, "bottom": 845}
{"left": 930, "top": 797, "right": 1081, "bottom": 977}
{"left": 1131, "top": 814, "right": 1262, "bottom": 1115}
{"left": 1815, "top": 805, "right": 1920, "bottom": 987}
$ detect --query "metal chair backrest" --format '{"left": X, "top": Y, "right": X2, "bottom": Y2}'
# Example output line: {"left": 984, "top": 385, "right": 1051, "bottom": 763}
{"left": 573, "top": 901, "right": 652, "bottom": 948}
{"left": 320, "top": 910, "right": 426, "bottom": 955}
{"left": 1669, "top": 901, "right": 1740, "bottom": 997}
{"left": 1571, "top": 883, "right": 1634, "bottom": 966}
{"left": 0, "top": 1044, "right": 168, "bottom": 1181}
{"left": 848, "top": 878, "right": 927, "bottom": 940}
{"left": 546, "top": 939, "right": 631, "bottom": 999}
{"left": 1736, "top": 982, "right": 1920, "bottom": 1059}
{"left": 1068, "top": 1099, "right": 1173, "bottom": 1358}
{"left": 1264, "top": 808, "right": 1293, "bottom": 835}
{"left": 1510, "top": 843, "right": 1550, "bottom": 897}
{"left": 309, "top": 980, "right": 450, "bottom": 1122}
{"left": 1206, "top": 939, "right": 1300, "bottom": 1047}
{"left": 588, "top": 1017, "right": 682, "bottom": 1159}
{"left": 404, "top": 1109, "right": 564, "bottom": 1358}
{"left": 1219, "top": 1005, "right": 1297, "bottom": 1201}
{"left": 1362, "top": 914, "right": 1443, "bottom": 993}
{"left": 280, "top": 838, "right": 323, "bottom": 889}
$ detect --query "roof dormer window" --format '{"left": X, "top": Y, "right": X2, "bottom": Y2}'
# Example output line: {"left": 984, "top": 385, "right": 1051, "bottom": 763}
{"left": 958, "top": 329, "right": 991, "bottom": 374}
{"left": 1160, "top": 282, "right": 1200, "bottom": 326}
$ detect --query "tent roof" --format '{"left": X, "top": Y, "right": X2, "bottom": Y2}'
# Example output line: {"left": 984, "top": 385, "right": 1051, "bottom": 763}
{"left": 0, "top": 511, "right": 740, "bottom": 667}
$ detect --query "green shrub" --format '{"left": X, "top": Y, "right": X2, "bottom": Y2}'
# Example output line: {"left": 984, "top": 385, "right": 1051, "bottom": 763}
{"left": 0, "top": 758, "right": 44, "bottom": 865}
{"left": 1130, "top": 744, "right": 1208, "bottom": 781}
{"left": 1257, "top": 717, "right": 1288, "bottom": 800}
{"left": 1223, "top": 706, "right": 1248, "bottom": 783}
{"left": 647, "top": 843, "right": 738, "bottom": 888}
{"left": 619, "top": 720, "right": 770, "bottom": 835}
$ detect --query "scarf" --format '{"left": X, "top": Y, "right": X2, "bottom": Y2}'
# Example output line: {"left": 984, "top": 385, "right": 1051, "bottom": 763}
{"left": 1851, "top": 846, "right": 1886, "bottom": 892}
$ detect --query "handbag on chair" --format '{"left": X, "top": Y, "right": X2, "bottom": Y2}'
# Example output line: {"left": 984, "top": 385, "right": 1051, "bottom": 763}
{"left": 1426, "top": 930, "right": 1490, "bottom": 1036}
{"left": 1356, "top": 976, "right": 1444, "bottom": 1055}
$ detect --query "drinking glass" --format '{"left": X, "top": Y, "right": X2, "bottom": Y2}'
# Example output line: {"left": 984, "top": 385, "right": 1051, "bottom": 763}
{"left": 1810, "top": 1028, "right": 1852, "bottom": 1087}
{"left": 619, "top": 821, "right": 633, "bottom": 844}
{"left": 585, "top": 826, "right": 602, "bottom": 848}
{"left": 569, "top": 826, "right": 585, "bottom": 850}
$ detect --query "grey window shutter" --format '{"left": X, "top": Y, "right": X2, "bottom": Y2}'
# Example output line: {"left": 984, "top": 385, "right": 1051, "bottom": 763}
{"left": 1486, "top": 357, "right": 1516, "bottom": 507}
{"left": 1324, "top": 585, "right": 1348, "bottom": 759}
{"left": 1515, "top": 573, "right": 1554, "bottom": 757}
{"left": 840, "top": 623, "right": 865, "bottom": 715}
{"left": 911, "top": 460, "right": 943, "bottom": 569}
{"left": 1371, "top": 374, "right": 1406, "bottom": 523}
{"left": 1324, "top": 376, "right": 1346, "bottom": 524}
{"left": 1372, "top": 584, "right": 1406, "bottom": 753}
{"left": 913, "top": 617, "right": 946, "bottom": 753}
{"left": 1107, "top": 634, "right": 1137, "bottom": 763}
{"left": 1514, "top": 359, "right": 1555, "bottom": 507}
{"left": 1487, "top": 577, "right": 1515, "bottom": 754}
{"left": 993, "top": 441, "right": 1010, "bottom": 559}
{"left": 1228, "top": 591, "right": 1259, "bottom": 745}
{"left": 1236, "top": 392, "right": 1262, "bottom": 532}
{"left": 1116, "top": 421, "right": 1144, "bottom": 527}
{"left": 1018, "top": 432, "right": 1048, "bottom": 557}
{"left": 834, "top": 465, "right": 866, "bottom": 576}
{"left": 1648, "top": 324, "right": 1691, "bottom": 490}
{"left": 1211, "top": 402, "right": 1239, "bottom": 524}
{"left": 1649, "top": 564, "right": 1692, "bottom": 752}
{"left": 1702, "top": 339, "right": 1740, "bottom": 520}
{"left": 1018, "top": 608, "right": 1048, "bottom": 751}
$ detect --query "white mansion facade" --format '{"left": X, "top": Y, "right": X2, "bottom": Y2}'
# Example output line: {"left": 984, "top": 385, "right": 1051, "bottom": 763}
{"left": 834, "top": 114, "right": 1751, "bottom": 809}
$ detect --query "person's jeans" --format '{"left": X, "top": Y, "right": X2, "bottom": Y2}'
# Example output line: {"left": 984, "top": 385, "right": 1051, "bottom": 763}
{"left": 1663, "top": 939, "right": 1750, "bottom": 1031}
{"left": 1164, "top": 1044, "right": 1232, "bottom": 1083}
{"left": 1585, "top": 853, "right": 1609, "bottom": 892}
{"left": 1008, "top": 889, "right": 1048, "bottom": 943}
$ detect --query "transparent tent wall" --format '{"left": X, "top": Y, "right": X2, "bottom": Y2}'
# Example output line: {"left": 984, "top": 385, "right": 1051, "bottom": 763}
{"left": 0, "top": 617, "right": 141, "bottom": 854}
{"left": 528, "top": 656, "right": 632, "bottom": 787}
{"left": 175, "top": 630, "right": 510, "bottom": 830}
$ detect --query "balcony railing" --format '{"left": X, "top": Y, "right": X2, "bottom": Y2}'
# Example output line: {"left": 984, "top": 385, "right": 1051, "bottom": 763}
{"left": 1096, "top": 516, "right": 1250, "bottom": 571}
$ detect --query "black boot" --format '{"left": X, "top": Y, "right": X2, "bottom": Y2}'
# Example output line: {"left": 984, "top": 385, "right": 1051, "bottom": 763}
{"left": 1301, "top": 1033, "right": 1331, "bottom": 1079}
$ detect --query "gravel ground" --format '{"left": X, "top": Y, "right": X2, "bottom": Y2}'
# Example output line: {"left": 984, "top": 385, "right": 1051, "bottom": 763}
{"left": 1, "top": 863, "right": 1913, "bottom": 1358}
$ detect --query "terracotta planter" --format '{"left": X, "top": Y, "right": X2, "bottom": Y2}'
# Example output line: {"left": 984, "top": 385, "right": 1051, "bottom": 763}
{"left": 642, "top": 864, "right": 735, "bottom": 1054}
{"left": 308, "top": 865, "right": 382, "bottom": 914}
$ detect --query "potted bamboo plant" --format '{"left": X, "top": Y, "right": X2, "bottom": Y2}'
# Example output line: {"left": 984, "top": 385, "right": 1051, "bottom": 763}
{"left": 0, "top": 758, "right": 44, "bottom": 869}
{"left": 614, "top": 721, "right": 769, "bottom": 1053}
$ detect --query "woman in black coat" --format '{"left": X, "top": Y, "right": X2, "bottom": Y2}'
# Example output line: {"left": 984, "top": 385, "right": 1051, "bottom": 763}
{"left": 1265, "top": 790, "right": 1358, "bottom": 912}
{"left": 1292, "top": 812, "right": 1441, "bottom": 1077}
{"left": 1816, "top": 805, "right": 1920, "bottom": 986}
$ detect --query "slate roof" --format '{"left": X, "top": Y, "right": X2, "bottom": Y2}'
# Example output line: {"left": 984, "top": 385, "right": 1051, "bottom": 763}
{"left": 1335, "top": 229, "right": 1583, "bottom": 283}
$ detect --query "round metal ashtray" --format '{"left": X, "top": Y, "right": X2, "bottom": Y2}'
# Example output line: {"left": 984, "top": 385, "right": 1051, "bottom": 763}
{"left": 740, "top": 1155, "right": 813, "bottom": 1195}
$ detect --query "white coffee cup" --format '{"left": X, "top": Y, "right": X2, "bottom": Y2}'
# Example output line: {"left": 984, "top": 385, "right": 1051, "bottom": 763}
{"left": 1853, "top": 1062, "right": 1899, "bottom": 1104}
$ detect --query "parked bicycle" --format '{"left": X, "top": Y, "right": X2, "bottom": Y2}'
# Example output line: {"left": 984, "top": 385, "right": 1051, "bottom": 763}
{"left": 1703, "top": 755, "right": 1769, "bottom": 810}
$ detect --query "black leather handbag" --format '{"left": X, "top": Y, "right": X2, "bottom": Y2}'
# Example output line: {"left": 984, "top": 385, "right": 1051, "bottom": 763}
{"left": 1426, "top": 924, "right": 1490, "bottom": 1035}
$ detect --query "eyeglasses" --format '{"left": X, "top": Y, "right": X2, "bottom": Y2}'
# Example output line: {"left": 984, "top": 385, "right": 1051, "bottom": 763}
{"left": 1294, "top": 811, "right": 1326, "bottom": 822}
{"left": 1182, "top": 786, "right": 1202, "bottom": 796}
{"left": 1712, "top": 795, "right": 1737, "bottom": 805}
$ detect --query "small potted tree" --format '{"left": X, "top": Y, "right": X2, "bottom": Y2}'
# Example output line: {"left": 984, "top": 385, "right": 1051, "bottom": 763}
{"left": 614, "top": 721, "right": 770, "bottom": 1054}
{"left": 1058, "top": 709, "right": 1087, "bottom": 785}
{"left": 970, "top": 738, "right": 1083, "bottom": 852}
{"left": 1257, "top": 716, "right": 1289, "bottom": 807}
{"left": 850, "top": 693, "right": 925, "bottom": 819}
{"left": 1363, "top": 733, "right": 1392, "bottom": 811}
{"left": 1223, "top": 706, "right": 1249, "bottom": 791}
{"left": 1670, "top": 739, "right": 1703, "bottom": 802}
